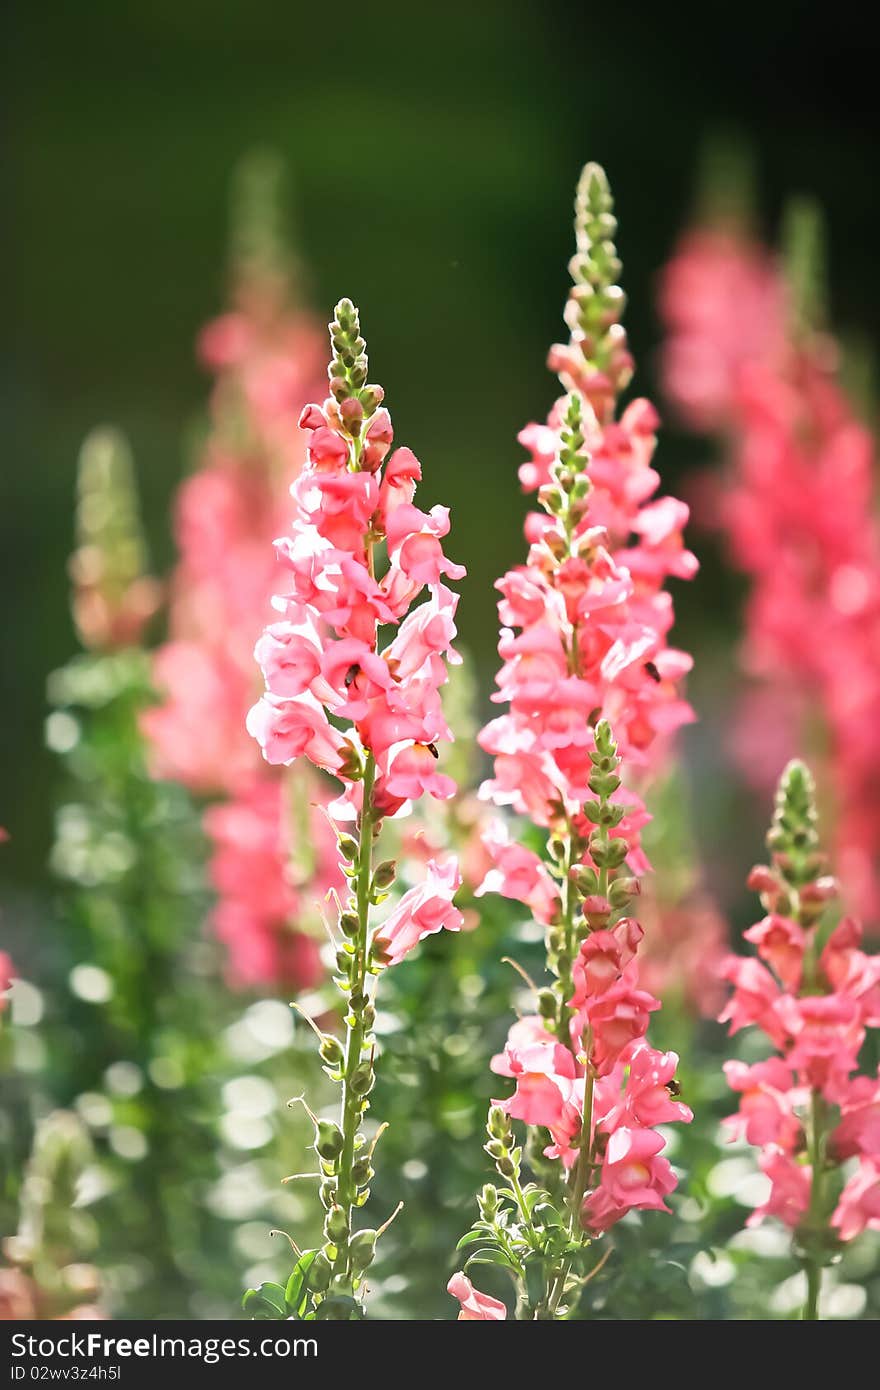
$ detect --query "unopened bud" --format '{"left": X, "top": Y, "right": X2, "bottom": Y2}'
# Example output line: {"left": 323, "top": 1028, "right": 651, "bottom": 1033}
{"left": 478, "top": 1184, "right": 499, "bottom": 1219}
{"left": 319, "top": 1035, "right": 345, "bottom": 1068}
{"left": 350, "top": 1062, "right": 374, "bottom": 1097}
{"left": 324, "top": 1205, "right": 348, "bottom": 1244}
{"left": 372, "top": 860, "right": 397, "bottom": 891}
{"left": 487, "top": 1106, "right": 509, "bottom": 1140}
{"left": 609, "top": 876, "right": 639, "bottom": 908}
{"left": 746, "top": 864, "right": 778, "bottom": 895}
{"left": 307, "top": 1251, "right": 332, "bottom": 1292}
{"left": 537, "top": 989, "right": 557, "bottom": 1019}
{"left": 339, "top": 396, "right": 364, "bottom": 437}
{"left": 582, "top": 894, "right": 612, "bottom": 927}
{"left": 349, "top": 1229, "right": 378, "bottom": 1272}
{"left": 316, "top": 1121, "right": 344, "bottom": 1161}
{"left": 570, "top": 865, "right": 599, "bottom": 896}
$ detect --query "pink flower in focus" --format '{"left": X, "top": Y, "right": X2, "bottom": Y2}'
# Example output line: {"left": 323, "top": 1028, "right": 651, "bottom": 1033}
{"left": 373, "top": 859, "right": 463, "bottom": 967}
{"left": 582, "top": 1126, "right": 677, "bottom": 1232}
{"left": 446, "top": 1272, "right": 507, "bottom": 1321}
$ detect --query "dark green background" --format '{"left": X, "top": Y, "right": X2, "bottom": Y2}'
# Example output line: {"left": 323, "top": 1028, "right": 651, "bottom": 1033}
{"left": 4, "top": 0, "right": 878, "bottom": 896}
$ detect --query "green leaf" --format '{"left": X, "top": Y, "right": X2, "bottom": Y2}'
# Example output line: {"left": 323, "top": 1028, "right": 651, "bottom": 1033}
{"left": 465, "top": 1249, "right": 519, "bottom": 1273}
{"left": 242, "top": 1282, "right": 287, "bottom": 1320}
{"left": 285, "top": 1250, "right": 318, "bottom": 1315}
{"left": 523, "top": 1187, "right": 552, "bottom": 1215}
{"left": 456, "top": 1229, "right": 494, "bottom": 1251}
{"left": 524, "top": 1259, "right": 548, "bottom": 1309}
{"left": 532, "top": 1202, "right": 562, "bottom": 1228}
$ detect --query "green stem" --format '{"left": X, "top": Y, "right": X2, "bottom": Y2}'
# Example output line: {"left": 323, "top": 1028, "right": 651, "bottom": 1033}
{"left": 569, "top": 1038, "right": 595, "bottom": 1236}
{"left": 555, "top": 828, "right": 580, "bottom": 1055}
{"left": 335, "top": 750, "right": 376, "bottom": 1287}
{"left": 802, "top": 1088, "right": 826, "bottom": 1320}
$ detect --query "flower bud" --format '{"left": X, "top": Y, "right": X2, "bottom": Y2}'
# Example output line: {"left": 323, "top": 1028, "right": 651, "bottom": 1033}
{"left": 351, "top": 1157, "right": 374, "bottom": 1187}
{"left": 348, "top": 1229, "right": 378, "bottom": 1272}
{"left": 487, "top": 1106, "right": 510, "bottom": 1140}
{"left": 570, "top": 865, "right": 599, "bottom": 896}
{"left": 308, "top": 1251, "right": 333, "bottom": 1293}
{"left": 537, "top": 989, "right": 557, "bottom": 1019}
{"left": 319, "top": 1035, "right": 345, "bottom": 1068}
{"left": 372, "top": 860, "right": 397, "bottom": 891}
{"left": 746, "top": 864, "right": 778, "bottom": 895}
{"left": 350, "top": 1062, "right": 375, "bottom": 1097}
{"left": 609, "top": 876, "right": 639, "bottom": 908}
{"left": 339, "top": 911, "right": 359, "bottom": 938}
{"left": 315, "top": 1121, "right": 345, "bottom": 1161}
{"left": 324, "top": 1205, "right": 348, "bottom": 1244}
{"left": 339, "top": 396, "right": 364, "bottom": 438}
{"left": 582, "top": 894, "right": 612, "bottom": 928}
{"left": 477, "top": 1184, "right": 499, "bottom": 1220}
{"left": 298, "top": 403, "right": 326, "bottom": 431}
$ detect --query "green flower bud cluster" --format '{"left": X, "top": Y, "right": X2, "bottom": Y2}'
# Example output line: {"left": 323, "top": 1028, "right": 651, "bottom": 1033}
{"left": 538, "top": 394, "right": 593, "bottom": 538}
{"left": 485, "top": 1106, "right": 521, "bottom": 1182}
{"left": 327, "top": 297, "right": 384, "bottom": 431}
{"left": 544, "top": 719, "right": 639, "bottom": 1047}
{"left": 749, "top": 760, "right": 838, "bottom": 990}
{"left": 766, "top": 759, "right": 823, "bottom": 889}
{"left": 564, "top": 163, "right": 629, "bottom": 380}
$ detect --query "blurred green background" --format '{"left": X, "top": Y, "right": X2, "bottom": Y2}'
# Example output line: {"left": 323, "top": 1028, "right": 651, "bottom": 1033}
{"left": 4, "top": 0, "right": 879, "bottom": 904}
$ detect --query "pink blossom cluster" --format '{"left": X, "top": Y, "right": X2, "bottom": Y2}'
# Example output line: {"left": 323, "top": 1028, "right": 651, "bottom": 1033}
{"left": 142, "top": 273, "right": 341, "bottom": 990}
{"left": 720, "top": 774, "right": 880, "bottom": 1246}
{"left": 487, "top": 392, "right": 697, "bottom": 810}
{"left": 477, "top": 171, "right": 722, "bottom": 1013}
{"left": 659, "top": 227, "right": 880, "bottom": 922}
{"left": 724, "top": 351, "right": 880, "bottom": 920}
{"left": 247, "top": 299, "right": 465, "bottom": 967}
{"left": 658, "top": 229, "right": 786, "bottom": 432}
{"left": 492, "top": 917, "right": 692, "bottom": 1233}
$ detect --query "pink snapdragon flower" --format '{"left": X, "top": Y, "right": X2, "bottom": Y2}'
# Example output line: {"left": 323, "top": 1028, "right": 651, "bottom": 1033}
{"left": 582, "top": 1126, "right": 678, "bottom": 1233}
{"left": 446, "top": 1273, "right": 507, "bottom": 1321}
{"left": 720, "top": 761, "right": 880, "bottom": 1313}
{"left": 373, "top": 860, "right": 464, "bottom": 967}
